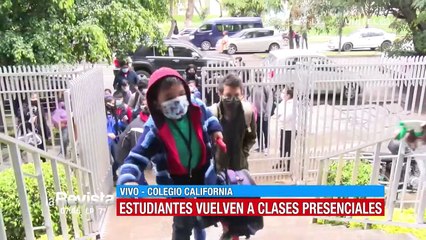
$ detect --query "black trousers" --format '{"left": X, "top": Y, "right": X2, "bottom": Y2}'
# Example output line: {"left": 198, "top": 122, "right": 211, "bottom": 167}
{"left": 279, "top": 130, "right": 293, "bottom": 171}
{"left": 172, "top": 216, "right": 197, "bottom": 240}
{"left": 256, "top": 116, "right": 269, "bottom": 150}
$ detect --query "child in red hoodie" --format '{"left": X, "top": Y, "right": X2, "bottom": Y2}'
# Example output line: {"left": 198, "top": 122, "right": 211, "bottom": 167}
{"left": 117, "top": 67, "right": 223, "bottom": 240}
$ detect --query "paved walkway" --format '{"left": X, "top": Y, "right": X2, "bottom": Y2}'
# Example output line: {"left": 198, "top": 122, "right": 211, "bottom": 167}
{"left": 99, "top": 172, "right": 415, "bottom": 240}
{"left": 100, "top": 206, "right": 415, "bottom": 240}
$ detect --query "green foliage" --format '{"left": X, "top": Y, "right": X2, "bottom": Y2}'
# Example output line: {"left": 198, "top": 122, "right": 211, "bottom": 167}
{"left": 268, "top": 17, "right": 287, "bottom": 31}
{"left": 222, "top": 0, "right": 266, "bottom": 17}
{"left": 326, "top": 160, "right": 372, "bottom": 185}
{"left": 0, "top": 162, "right": 79, "bottom": 240}
{"left": 350, "top": 0, "right": 426, "bottom": 55}
{"left": 317, "top": 209, "right": 426, "bottom": 240}
{"left": 0, "top": 0, "right": 167, "bottom": 65}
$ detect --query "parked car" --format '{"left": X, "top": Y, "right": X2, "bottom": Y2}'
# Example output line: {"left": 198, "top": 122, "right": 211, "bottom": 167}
{"left": 171, "top": 28, "right": 197, "bottom": 41}
{"left": 190, "top": 17, "right": 263, "bottom": 51}
{"left": 131, "top": 39, "right": 234, "bottom": 78}
{"left": 263, "top": 49, "right": 363, "bottom": 99}
{"left": 328, "top": 28, "right": 396, "bottom": 52}
{"left": 216, "top": 28, "right": 288, "bottom": 55}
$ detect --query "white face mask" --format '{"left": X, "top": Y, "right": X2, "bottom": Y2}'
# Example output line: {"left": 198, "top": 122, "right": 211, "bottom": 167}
{"left": 161, "top": 95, "right": 189, "bottom": 120}
{"left": 280, "top": 93, "right": 286, "bottom": 100}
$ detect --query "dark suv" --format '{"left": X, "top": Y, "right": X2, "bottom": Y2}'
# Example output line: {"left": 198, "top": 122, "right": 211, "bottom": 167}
{"left": 131, "top": 39, "right": 234, "bottom": 78}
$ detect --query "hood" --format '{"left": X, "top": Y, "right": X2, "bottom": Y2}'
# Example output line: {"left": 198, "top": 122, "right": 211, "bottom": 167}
{"left": 146, "top": 67, "right": 192, "bottom": 124}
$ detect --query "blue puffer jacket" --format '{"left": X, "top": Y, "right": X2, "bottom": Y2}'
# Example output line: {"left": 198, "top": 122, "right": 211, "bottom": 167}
{"left": 117, "top": 67, "right": 222, "bottom": 186}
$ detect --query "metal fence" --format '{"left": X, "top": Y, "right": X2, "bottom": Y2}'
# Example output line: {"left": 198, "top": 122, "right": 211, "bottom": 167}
{"left": 201, "top": 56, "right": 426, "bottom": 184}
{"left": 314, "top": 136, "right": 426, "bottom": 228}
{"left": 0, "top": 65, "right": 111, "bottom": 239}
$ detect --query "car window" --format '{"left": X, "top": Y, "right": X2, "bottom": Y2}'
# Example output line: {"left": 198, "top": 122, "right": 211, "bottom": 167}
{"left": 369, "top": 31, "right": 384, "bottom": 37}
{"left": 256, "top": 30, "right": 274, "bottom": 37}
{"left": 172, "top": 46, "right": 193, "bottom": 58}
{"left": 151, "top": 47, "right": 168, "bottom": 57}
{"left": 245, "top": 32, "right": 256, "bottom": 38}
{"left": 282, "top": 57, "right": 298, "bottom": 66}
{"left": 217, "top": 24, "right": 241, "bottom": 32}
{"left": 199, "top": 24, "right": 213, "bottom": 31}
{"left": 241, "top": 23, "right": 255, "bottom": 29}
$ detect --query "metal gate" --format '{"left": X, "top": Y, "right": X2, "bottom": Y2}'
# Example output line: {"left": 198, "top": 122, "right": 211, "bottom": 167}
{"left": 201, "top": 56, "right": 426, "bottom": 184}
{"left": 0, "top": 65, "right": 111, "bottom": 239}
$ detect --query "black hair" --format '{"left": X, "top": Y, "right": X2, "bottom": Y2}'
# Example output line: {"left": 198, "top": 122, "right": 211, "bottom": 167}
{"left": 284, "top": 87, "right": 294, "bottom": 98}
{"left": 119, "top": 60, "right": 127, "bottom": 67}
{"left": 185, "top": 64, "right": 196, "bottom": 73}
{"left": 105, "top": 88, "right": 112, "bottom": 94}
{"left": 120, "top": 80, "right": 129, "bottom": 87}
{"left": 151, "top": 77, "right": 183, "bottom": 101}
{"left": 137, "top": 78, "right": 148, "bottom": 90}
{"left": 218, "top": 73, "right": 243, "bottom": 94}
{"left": 235, "top": 57, "right": 242, "bottom": 62}
{"left": 113, "top": 91, "right": 124, "bottom": 99}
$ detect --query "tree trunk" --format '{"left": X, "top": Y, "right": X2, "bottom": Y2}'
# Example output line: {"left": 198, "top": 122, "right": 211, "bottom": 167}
{"left": 365, "top": 15, "right": 371, "bottom": 28}
{"left": 185, "top": 0, "right": 195, "bottom": 28}
{"left": 338, "top": 16, "right": 344, "bottom": 53}
{"left": 216, "top": 0, "right": 223, "bottom": 17}
{"left": 167, "top": 0, "right": 175, "bottom": 38}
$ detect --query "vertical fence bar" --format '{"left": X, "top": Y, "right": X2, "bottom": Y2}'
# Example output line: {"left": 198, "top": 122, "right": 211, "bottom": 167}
{"left": 32, "top": 152, "right": 55, "bottom": 239}
{"left": 9, "top": 142, "right": 35, "bottom": 240}
{"left": 0, "top": 209, "right": 7, "bottom": 240}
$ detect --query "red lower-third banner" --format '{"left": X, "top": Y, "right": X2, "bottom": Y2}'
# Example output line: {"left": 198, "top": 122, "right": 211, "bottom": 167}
{"left": 116, "top": 198, "right": 385, "bottom": 216}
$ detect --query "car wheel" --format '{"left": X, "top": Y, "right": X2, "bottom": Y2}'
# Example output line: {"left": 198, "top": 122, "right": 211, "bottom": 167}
{"left": 136, "top": 70, "right": 151, "bottom": 79}
{"left": 201, "top": 41, "right": 211, "bottom": 51}
{"left": 343, "top": 84, "right": 360, "bottom": 100}
{"left": 227, "top": 44, "right": 237, "bottom": 55}
{"left": 342, "top": 43, "right": 353, "bottom": 52}
{"left": 269, "top": 43, "right": 280, "bottom": 52}
{"left": 380, "top": 41, "right": 392, "bottom": 51}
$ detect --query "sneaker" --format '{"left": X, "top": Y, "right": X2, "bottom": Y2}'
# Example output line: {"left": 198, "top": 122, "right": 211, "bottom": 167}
{"left": 263, "top": 148, "right": 269, "bottom": 156}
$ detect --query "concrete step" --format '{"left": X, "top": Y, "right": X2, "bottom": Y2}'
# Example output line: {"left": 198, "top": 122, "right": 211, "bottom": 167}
{"left": 100, "top": 205, "right": 416, "bottom": 240}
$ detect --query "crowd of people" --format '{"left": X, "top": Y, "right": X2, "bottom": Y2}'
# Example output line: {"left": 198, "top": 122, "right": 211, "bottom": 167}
{"left": 107, "top": 59, "right": 295, "bottom": 240}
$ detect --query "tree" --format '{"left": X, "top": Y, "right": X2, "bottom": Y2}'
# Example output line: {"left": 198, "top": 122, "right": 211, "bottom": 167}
{"left": 222, "top": 0, "right": 266, "bottom": 17}
{"left": 310, "top": 0, "right": 358, "bottom": 51}
{"left": 356, "top": 0, "right": 380, "bottom": 28}
{"left": 185, "top": 0, "right": 195, "bottom": 27}
{"left": 0, "top": 0, "right": 168, "bottom": 65}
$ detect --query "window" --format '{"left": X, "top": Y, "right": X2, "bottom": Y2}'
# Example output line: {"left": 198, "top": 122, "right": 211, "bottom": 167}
{"left": 369, "top": 31, "right": 384, "bottom": 37}
{"left": 150, "top": 47, "right": 168, "bottom": 57}
{"left": 241, "top": 23, "right": 255, "bottom": 29}
{"left": 199, "top": 24, "right": 213, "bottom": 31}
{"left": 217, "top": 24, "right": 241, "bottom": 32}
{"left": 172, "top": 46, "right": 193, "bottom": 57}
{"left": 245, "top": 32, "right": 256, "bottom": 38}
{"left": 255, "top": 30, "right": 274, "bottom": 38}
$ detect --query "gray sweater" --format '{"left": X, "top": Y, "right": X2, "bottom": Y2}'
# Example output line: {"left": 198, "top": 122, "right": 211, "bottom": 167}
{"left": 251, "top": 86, "right": 273, "bottom": 120}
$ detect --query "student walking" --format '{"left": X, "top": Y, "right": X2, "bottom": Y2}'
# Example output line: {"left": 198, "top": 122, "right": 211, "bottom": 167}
{"left": 117, "top": 67, "right": 223, "bottom": 240}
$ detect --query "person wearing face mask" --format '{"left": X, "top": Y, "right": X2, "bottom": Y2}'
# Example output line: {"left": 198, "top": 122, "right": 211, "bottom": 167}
{"left": 105, "top": 95, "right": 121, "bottom": 182}
{"left": 113, "top": 91, "right": 133, "bottom": 132}
{"left": 128, "top": 78, "right": 149, "bottom": 111}
{"left": 208, "top": 74, "right": 257, "bottom": 240}
{"left": 117, "top": 67, "right": 224, "bottom": 240}
{"left": 17, "top": 94, "right": 51, "bottom": 152}
{"left": 113, "top": 59, "right": 141, "bottom": 93}
{"left": 115, "top": 80, "right": 132, "bottom": 104}
{"left": 251, "top": 71, "right": 273, "bottom": 155}
{"left": 274, "top": 87, "right": 295, "bottom": 171}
